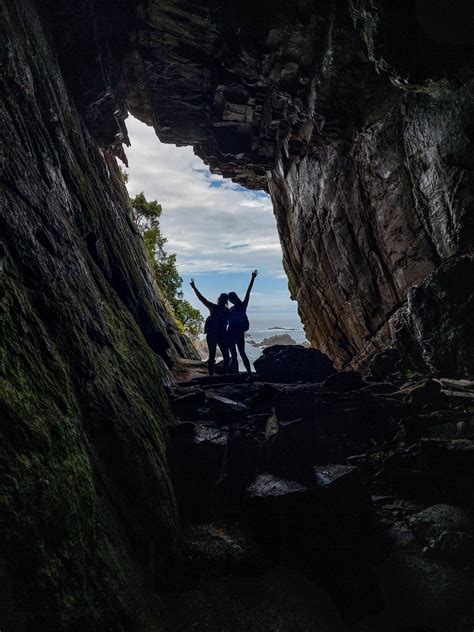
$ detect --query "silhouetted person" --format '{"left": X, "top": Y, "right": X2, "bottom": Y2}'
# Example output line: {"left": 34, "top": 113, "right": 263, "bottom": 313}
{"left": 227, "top": 269, "right": 258, "bottom": 375}
{"left": 190, "top": 278, "right": 229, "bottom": 375}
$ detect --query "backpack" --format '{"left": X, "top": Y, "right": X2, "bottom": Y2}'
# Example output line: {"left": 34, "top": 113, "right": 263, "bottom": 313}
{"left": 229, "top": 306, "right": 249, "bottom": 332}
{"left": 204, "top": 305, "right": 228, "bottom": 335}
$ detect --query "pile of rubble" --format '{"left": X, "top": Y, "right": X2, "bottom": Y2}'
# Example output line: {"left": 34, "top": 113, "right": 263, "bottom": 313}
{"left": 164, "top": 348, "right": 474, "bottom": 630}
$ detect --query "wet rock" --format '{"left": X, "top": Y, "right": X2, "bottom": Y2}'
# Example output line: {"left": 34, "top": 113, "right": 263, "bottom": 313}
{"left": 313, "top": 464, "right": 369, "bottom": 509}
{"left": 324, "top": 371, "right": 363, "bottom": 392}
{"left": 246, "top": 473, "right": 311, "bottom": 512}
{"left": 254, "top": 346, "right": 336, "bottom": 383}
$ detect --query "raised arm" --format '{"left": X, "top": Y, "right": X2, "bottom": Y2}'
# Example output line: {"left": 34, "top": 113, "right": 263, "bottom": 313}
{"left": 243, "top": 269, "right": 258, "bottom": 308}
{"left": 190, "top": 278, "right": 213, "bottom": 310}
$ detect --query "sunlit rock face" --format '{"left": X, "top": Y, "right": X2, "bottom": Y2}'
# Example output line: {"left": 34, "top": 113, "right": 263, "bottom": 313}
{"left": 125, "top": 0, "right": 474, "bottom": 374}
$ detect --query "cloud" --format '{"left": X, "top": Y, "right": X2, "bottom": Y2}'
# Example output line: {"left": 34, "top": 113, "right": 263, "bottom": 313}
{"left": 225, "top": 243, "right": 250, "bottom": 250}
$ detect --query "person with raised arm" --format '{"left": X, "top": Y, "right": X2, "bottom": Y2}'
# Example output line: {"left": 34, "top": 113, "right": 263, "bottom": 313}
{"left": 227, "top": 269, "right": 258, "bottom": 376}
{"left": 190, "top": 278, "right": 229, "bottom": 376}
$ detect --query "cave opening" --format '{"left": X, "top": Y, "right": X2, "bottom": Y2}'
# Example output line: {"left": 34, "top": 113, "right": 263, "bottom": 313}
{"left": 124, "top": 115, "right": 307, "bottom": 369}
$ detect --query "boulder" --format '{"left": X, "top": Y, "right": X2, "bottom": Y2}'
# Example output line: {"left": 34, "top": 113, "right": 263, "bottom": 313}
{"left": 362, "top": 381, "right": 398, "bottom": 394}
{"left": 368, "top": 347, "right": 401, "bottom": 378}
{"left": 396, "top": 379, "right": 442, "bottom": 406}
{"left": 420, "top": 438, "right": 474, "bottom": 475}
{"left": 216, "top": 431, "right": 262, "bottom": 512}
{"left": 266, "top": 419, "right": 337, "bottom": 480}
{"left": 170, "top": 388, "right": 206, "bottom": 418}
{"left": 273, "top": 386, "right": 319, "bottom": 421}
{"left": 181, "top": 522, "right": 264, "bottom": 581}
{"left": 313, "top": 464, "right": 368, "bottom": 508}
{"left": 205, "top": 392, "right": 250, "bottom": 424}
{"left": 246, "top": 466, "right": 371, "bottom": 548}
{"left": 372, "top": 551, "right": 474, "bottom": 632}
{"left": 168, "top": 424, "right": 228, "bottom": 520}
{"left": 259, "top": 333, "right": 297, "bottom": 347}
{"left": 400, "top": 255, "right": 474, "bottom": 376}
{"left": 253, "top": 345, "right": 336, "bottom": 383}
{"left": 409, "top": 504, "right": 473, "bottom": 559}
{"left": 246, "top": 473, "right": 311, "bottom": 513}
{"left": 323, "top": 371, "right": 363, "bottom": 392}
{"left": 243, "top": 383, "right": 278, "bottom": 413}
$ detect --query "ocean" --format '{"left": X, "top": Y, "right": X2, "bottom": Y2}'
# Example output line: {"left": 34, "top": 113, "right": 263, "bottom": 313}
{"left": 197, "top": 318, "right": 308, "bottom": 370}
{"left": 245, "top": 325, "right": 307, "bottom": 365}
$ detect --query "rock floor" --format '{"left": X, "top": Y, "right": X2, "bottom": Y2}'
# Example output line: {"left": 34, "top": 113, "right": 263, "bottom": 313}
{"left": 163, "top": 361, "right": 474, "bottom": 631}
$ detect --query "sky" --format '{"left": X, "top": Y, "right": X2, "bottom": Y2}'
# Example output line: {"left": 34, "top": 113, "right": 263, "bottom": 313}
{"left": 124, "top": 116, "right": 302, "bottom": 329}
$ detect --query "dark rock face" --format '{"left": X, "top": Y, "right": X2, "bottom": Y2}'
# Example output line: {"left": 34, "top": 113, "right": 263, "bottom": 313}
{"left": 323, "top": 371, "right": 364, "bottom": 392}
{"left": 254, "top": 345, "right": 336, "bottom": 382}
{"left": 0, "top": 1, "right": 192, "bottom": 628}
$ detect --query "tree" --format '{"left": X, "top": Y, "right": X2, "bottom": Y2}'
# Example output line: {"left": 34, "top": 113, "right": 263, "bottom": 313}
{"left": 130, "top": 192, "right": 203, "bottom": 338}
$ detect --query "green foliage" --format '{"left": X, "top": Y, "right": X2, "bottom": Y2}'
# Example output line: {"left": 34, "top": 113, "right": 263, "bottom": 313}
{"left": 130, "top": 193, "right": 203, "bottom": 338}
{"left": 118, "top": 166, "right": 129, "bottom": 183}
{"left": 175, "top": 298, "right": 203, "bottom": 338}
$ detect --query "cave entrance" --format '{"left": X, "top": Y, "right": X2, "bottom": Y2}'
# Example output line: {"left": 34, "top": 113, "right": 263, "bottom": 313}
{"left": 124, "top": 115, "right": 307, "bottom": 362}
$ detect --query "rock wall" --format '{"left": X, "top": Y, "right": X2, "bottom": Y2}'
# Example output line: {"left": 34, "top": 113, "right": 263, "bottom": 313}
{"left": 270, "top": 83, "right": 474, "bottom": 371}
{"left": 0, "top": 1, "right": 188, "bottom": 628}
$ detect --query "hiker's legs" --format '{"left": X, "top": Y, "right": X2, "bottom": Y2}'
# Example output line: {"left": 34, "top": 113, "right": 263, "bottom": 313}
{"left": 237, "top": 334, "right": 251, "bottom": 374}
{"left": 218, "top": 338, "right": 230, "bottom": 371}
{"left": 229, "top": 340, "right": 238, "bottom": 372}
{"left": 206, "top": 334, "right": 217, "bottom": 375}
